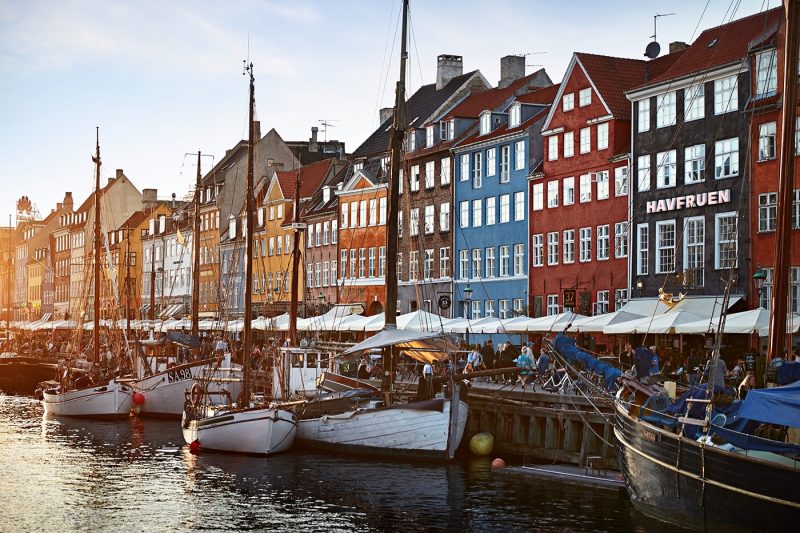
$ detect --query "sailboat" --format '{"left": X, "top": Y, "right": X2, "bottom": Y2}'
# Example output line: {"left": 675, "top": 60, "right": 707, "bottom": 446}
{"left": 604, "top": 4, "right": 800, "bottom": 528}
{"left": 282, "top": 0, "right": 469, "bottom": 460}
{"left": 42, "top": 129, "right": 134, "bottom": 418}
{"left": 120, "top": 154, "right": 242, "bottom": 418}
{"left": 181, "top": 63, "right": 297, "bottom": 455}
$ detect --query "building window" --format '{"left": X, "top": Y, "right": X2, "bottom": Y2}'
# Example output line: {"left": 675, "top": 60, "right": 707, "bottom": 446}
{"left": 423, "top": 249, "right": 434, "bottom": 279}
{"left": 378, "top": 246, "right": 386, "bottom": 277}
{"left": 349, "top": 250, "right": 357, "bottom": 279}
{"left": 439, "top": 202, "right": 450, "bottom": 232}
{"left": 513, "top": 244, "right": 524, "bottom": 276}
{"left": 562, "top": 93, "right": 574, "bottom": 111}
{"left": 759, "top": 268, "right": 773, "bottom": 309}
{"left": 547, "top": 294, "right": 559, "bottom": 316}
{"left": 471, "top": 300, "right": 481, "bottom": 320}
{"left": 473, "top": 152, "right": 482, "bottom": 188}
{"left": 425, "top": 161, "right": 435, "bottom": 188}
{"left": 485, "top": 299, "right": 496, "bottom": 318}
{"left": 637, "top": 154, "right": 650, "bottom": 191}
{"left": 715, "top": 212, "right": 738, "bottom": 269}
{"left": 360, "top": 201, "right": 367, "bottom": 227}
{"left": 637, "top": 224, "right": 649, "bottom": 275}
{"left": 480, "top": 112, "right": 491, "bottom": 135}
{"left": 408, "top": 250, "right": 419, "bottom": 280}
{"left": 532, "top": 234, "right": 544, "bottom": 267}
{"left": 684, "top": 84, "right": 705, "bottom": 121}
{"left": 714, "top": 138, "right": 739, "bottom": 178}
{"left": 410, "top": 165, "right": 420, "bottom": 192}
{"left": 439, "top": 247, "right": 449, "bottom": 278}
{"left": 410, "top": 208, "right": 419, "bottom": 236}
{"left": 547, "top": 181, "right": 558, "bottom": 208}
{"left": 500, "top": 299, "right": 512, "bottom": 319}
{"left": 563, "top": 229, "right": 575, "bottom": 264}
{"left": 615, "top": 222, "right": 628, "bottom": 258}
{"left": 596, "top": 290, "right": 609, "bottom": 315}
{"left": 614, "top": 289, "right": 628, "bottom": 310}
{"left": 564, "top": 177, "right": 575, "bottom": 205}
{"left": 548, "top": 136, "right": 558, "bottom": 161}
{"left": 596, "top": 171, "right": 609, "bottom": 200}
{"left": 514, "top": 192, "right": 525, "bottom": 221}
{"left": 425, "top": 125, "right": 434, "bottom": 147}
{"left": 655, "top": 220, "right": 676, "bottom": 274}
{"left": 500, "top": 194, "right": 510, "bottom": 223}
{"left": 755, "top": 48, "right": 778, "bottom": 98}
{"left": 486, "top": 148, "right": 496, "bottom": 177}
{"left": 563, "top": 132, "right": 574, "bottom": 158}
{"left": 597, "top": 123, "right": 608, "bottom": 150}
{"left": 532, "top": 183, "right": 544, "bottom": 211}
{"left": 486, "top": 197, "right": 496, "bottom": 225}
{"left": 793, "top": 189, "right": 800, "bottom": 229}
{"left": 684, "top": 144, "right": 705, "bottom": 184}
{"left": 684, "top": 216, "right": 705, "bottom": 287}
{"left": 714, "top": 75, "right": 738, "bottom": 114}
{"left": 579, "top": 127, "right": 591, "bottom": 154}
{"left": 397, "top": 253, "right": 403, "bottom": 281}
{"left": 615, "top": 166, "right": 628, "bottom": 196}
{"left": 579, "top": 174, "right": 592, "bottom": 202}
{"left": 500, "top": 145, "right": 510, "bottom": 182}
{"left": 460, "top": 154, "right": 469, "bottom": 182}
{"left": 459, "top": 201, "right": 469, "bottom": 228}
{"left": 398, "top": 211, "right": 403, "bottom": 237}
{"left": 656, "top": 150, "right": 677, "bottom": 188}
{"left": 509, "top": 103, "right": 521, "bottom": 128}
{"left": 759, "top": 122, "right": 777, "bottom": 161}
{"left": 485, "top": 247, "right": 495, "bottom": 278}
{"left": 472, "top": 248, "right": 482, "bottom": 279}
{"left": 796, "top": 117, "right": 800, "bottom": 155}
{"left": 472, "top": 199, "right": 482, "bottom": 228}
{"left": 759, "top": 192, "right": 777, "bottom": 232}
{"left": 459, "top": 250, "right": 469, "bottom": 279}
{"left": 424, "top": 205, "right": 435, "bottom": 234}
{"left": 515, "top": 141, "right": 525, "bottom": 170}
{"left": 359, "top": 248, "right": 366, "bottom": 278}
{"left": 547, "top": 232, "right": 559, "bottom": 265}
{"left": 441, "top": 157, "right": 451, "bottom": 185}
{"left": 368, "top": 248, "right": 376, "bottom": 277}
{"left": 579, "top": 227, "right": 592, "bottom": 262}
{"left": 638, "top": 99, "right": 650, "bottom": 132}
{"left": 368, "top": 199, "right": 377, "bottom": 226}
{"left": 656, "top": 92, "right": 676, "bottom": 128}
{"left": 579, "top": 87, "right": 591, "bottom": 107}
{"left": 440, "top": 120, "right": 450, "bottom": 141}
{"left": 497, "top": 245, "right": 509, "bottom": 277}
{"left": 597, "top": 224, "right": 610, "bottom": 260}
{"left": 408, "top": 132, "right": 415, "bottom": 152}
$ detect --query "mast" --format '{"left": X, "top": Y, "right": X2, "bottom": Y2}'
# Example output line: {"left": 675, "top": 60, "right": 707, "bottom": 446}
{"left": 6, "top": 214, "right": 11, "bottom": 341}
{"left": 125, "top": 233, "right": 131, "bottom": 340}
{"left": 242, "top": 62, "right": 256, "bottom": 400}
{"left": 385, "top": 0, "right": 408, "bottom": 327}
{"left": 768, "top": 0, "right": 800, "bottom": 361}
{"left": 92, "top": 127, "right": 101, "bottom": 364}
{"left": 192, "top": 151, "right": 201, "bottom": 339}
{"left": 289, "top": 173, "right": 302, "bottom": 347}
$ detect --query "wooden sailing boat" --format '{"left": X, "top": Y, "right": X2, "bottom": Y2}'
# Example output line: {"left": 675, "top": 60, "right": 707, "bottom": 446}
{"left": 181, "top": 63, "right": 297, "bottom": 455}
{"left": 42, "top": 129, "right": 134, "bottom": 418}
{"left": 285, "top": 0, "right": 468, "bottom": 460}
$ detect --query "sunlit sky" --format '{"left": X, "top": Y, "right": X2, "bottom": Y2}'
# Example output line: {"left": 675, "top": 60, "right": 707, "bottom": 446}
{"left": 0, "top": 0, "right": 775, "bottom": 226}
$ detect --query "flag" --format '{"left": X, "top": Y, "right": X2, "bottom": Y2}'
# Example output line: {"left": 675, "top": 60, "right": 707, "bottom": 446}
{"left": 176, "top": 227, "right": 186, "bottom": 246}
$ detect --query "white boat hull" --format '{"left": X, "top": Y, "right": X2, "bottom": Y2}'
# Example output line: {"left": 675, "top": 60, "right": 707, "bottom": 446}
{"left": 296, "top": 398, "right": 468, "bottom": 460}
{"left": 126, "top": 360, "right": 243, "bottom": 418}
{"left": 182, "top": 406, "right": 297, "bottom": 455}
{"left": 42, "top": 380, "right": 134, "bottom": 418}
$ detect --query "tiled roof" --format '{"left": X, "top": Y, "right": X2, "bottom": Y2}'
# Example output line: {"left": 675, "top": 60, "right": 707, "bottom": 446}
{"left": 352, "top": 70, "right": 481, "bottom": 159}
{"left": 276, "top": 158, "right": 337, "bottom": 200}
{"left": 515, "top": 84, "right": 560, "bottom": 106}
{"left": 443, "top": 69, "right": 549, "bottom": 119}
{"left": 632, "top": 7, "right": 781, "bottom": 90}
{"left": 457, "top": 108, "right": 549, "bottom": 148}
{"left": 305, "top": 164, "right": 349, "bottom": 219}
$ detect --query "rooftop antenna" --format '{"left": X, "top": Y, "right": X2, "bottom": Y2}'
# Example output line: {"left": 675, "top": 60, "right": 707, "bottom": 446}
{"left": 645, "top": 12, "right": 675, "bottom": 59}
{"left": 318, "top": 119, "right": 337, "bottom": 142}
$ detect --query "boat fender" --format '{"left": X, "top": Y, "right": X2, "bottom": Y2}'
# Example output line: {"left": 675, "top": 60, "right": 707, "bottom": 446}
{"left": 132, "top": 392, "right": 145, "bottom": 406}
{"left": 190, "top": 383, "right": 203, "bottom": 407}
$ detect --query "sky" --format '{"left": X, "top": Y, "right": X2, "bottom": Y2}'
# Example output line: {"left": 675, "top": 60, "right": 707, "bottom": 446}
{"left": 0, "top": 0, "right": 776, "bottom": 226}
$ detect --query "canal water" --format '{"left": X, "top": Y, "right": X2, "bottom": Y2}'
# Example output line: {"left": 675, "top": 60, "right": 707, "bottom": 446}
{"left": 0, "top": 394, "right": 671, "bottom": 532}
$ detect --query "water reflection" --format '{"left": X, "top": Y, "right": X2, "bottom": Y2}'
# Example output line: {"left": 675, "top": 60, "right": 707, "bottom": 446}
{"left": 1, "top": 394, "right": 670, "bottom": 532}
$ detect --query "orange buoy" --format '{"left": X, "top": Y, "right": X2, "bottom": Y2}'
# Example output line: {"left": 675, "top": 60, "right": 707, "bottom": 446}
{"left": 491, "top": 458, "right": 506, "bottom": 469}
{"left": 189, "top": 440, "right": 200, "bottom": 454}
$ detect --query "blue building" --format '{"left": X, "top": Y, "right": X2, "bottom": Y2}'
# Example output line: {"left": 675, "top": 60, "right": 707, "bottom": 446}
{"left": 452, "top": 84, "right": 558, "bottom": 326}
{"left": 219, "top": 214, "right": 245, "bottom": 320}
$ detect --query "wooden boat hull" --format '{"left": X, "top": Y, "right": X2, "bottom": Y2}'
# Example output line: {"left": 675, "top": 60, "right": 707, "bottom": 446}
{"left": 42, "top": 380, "right": 133, "bottom": 418}
{"left": 296, "top": 398, "right": 468, "bottom": 460}
{"left": 0, "top": 357, "right": 57, "bottom": 394}
{"left": 615, "top": 396, "right": 800, "bottom": 530}
{"left": 125, "top": 360, "right": 242, "bottom": 418}
{"left": 182, "top": 406, "right": 297, "bottom": 455}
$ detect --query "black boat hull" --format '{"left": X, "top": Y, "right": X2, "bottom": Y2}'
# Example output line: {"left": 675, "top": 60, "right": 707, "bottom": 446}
{"left": 0, "top": 357, "right": 57, "bottom": 394}
{"left": 615, "top": 402, "right": 800, "bottom": 531}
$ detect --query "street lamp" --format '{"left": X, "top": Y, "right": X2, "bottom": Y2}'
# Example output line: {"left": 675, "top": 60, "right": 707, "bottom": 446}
{"left": 635, "top": 278, "right": 644, "bottom": 297}
{"left": 318, "top": 291, "right": 326, "bottom": 312}
{"left": 463, "top": 283, "right": 473, "bottom": 318}
{"left": 753, "top": 267, "right": 768, "bottom": 306}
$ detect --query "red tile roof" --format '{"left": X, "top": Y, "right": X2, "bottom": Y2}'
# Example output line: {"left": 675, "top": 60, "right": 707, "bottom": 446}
{"left": 444, "top": 71, "right": 549, "bottom": 120}
{"left": 457, "top": 108, "right": 549, "bottom": 148}
{"left": 632, "top": 7, "right": 781, "bottom": 90}
{"left": 276, "top": 158, "right": 336, "bottom": 199}
{"left": 516, "top": 84, "right": 560, "bottom": 106}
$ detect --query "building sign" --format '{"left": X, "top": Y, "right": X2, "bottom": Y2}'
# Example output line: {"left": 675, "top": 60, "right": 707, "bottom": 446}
{"left": 645, "top": 189, "right": 730, "bottom": 214}
{"left": 563, "top": 289, "right": 576, "bottom": 308}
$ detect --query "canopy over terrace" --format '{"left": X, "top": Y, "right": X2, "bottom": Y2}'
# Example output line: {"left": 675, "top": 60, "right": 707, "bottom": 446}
{"left": 571, "top": 311, "right": 645, "bottom": 333}
{"left": 341, "top": 328, "right": 455, "bottom": 364}
{"left": 604, "top": 310, "right": 705, "bottom": 335}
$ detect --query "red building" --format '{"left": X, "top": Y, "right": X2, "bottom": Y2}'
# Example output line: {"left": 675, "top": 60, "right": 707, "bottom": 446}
{"left": 530, "top": 52, "right": 678, "bottom": 348}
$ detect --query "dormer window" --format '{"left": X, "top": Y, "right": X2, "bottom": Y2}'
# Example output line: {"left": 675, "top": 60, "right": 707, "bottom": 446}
{"left": 562, "top": 93, "right": 574, "bottom": 112}
{"left": 353, "top": 161, "right": 364, "bottom": 173}
{"left": 158, "top": 215, "right": 166, "bottom": 234}
{"left": 408, "top": 131, "right": 416, "bottom": 151}
{"left": 426, "top": 125, "right": 434, "bottom": 147}
{"left": 509, "top": 104, "right": 521, "bottom": 128}
{"left": 229, "top": 215, "right": 236, "bottom": 238}
{"left": 439, "top": 121, "right": 449, "bottom": 141}
{"left": 258, "top": 207, "right": 264, "bottom": 226}
{"left": 755, "top": 48, "right": 777, "bottom": 98}
{"left": 479, "top": 112, "right": 491, "bottom": 135}
{"left": 448, "top": 120, "right": 454, "bottom": 141}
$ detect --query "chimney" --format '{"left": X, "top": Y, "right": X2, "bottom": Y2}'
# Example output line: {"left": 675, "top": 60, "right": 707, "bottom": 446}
{"left": 436, "top": 54, "right": 463, "bottom": 90}
{"left": 64, "top": 192, "right": 73, "bottom": 210}
{"left": 310, "top": 126, "right": 319, "bottom": 153}
{"left": 499, "top": 55, "right": 526, "bottom": 88}
{"left": 669, "top": 41, "right": 688, "bottom": 54}
{"left": 116, "top": 169, "right": 124, "bottom": 180}
{"left": 107, "top": 178, "right": 115, "bottom": 186}
{"left": 379, "top": 107, "right": 394, "bottom": 125}
{"left": 253, "top": 120, "right": 261, "bottom": 140}
{"left": 57, "top": 203, "right": 63, "bottom": 212}
{"left": 142, "top": 188, "right": 157, "bottom": 208}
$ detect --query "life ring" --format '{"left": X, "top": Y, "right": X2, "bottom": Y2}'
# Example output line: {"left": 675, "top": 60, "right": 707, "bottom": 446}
{"left": 190, "top": 383, "right": 203, "bottom": 407}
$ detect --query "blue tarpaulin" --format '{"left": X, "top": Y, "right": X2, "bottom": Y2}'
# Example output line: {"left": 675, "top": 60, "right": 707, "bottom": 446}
{"left": 776, "top": 362, "right": 800, "bottom": 385}
{"left": 737, "top": 379, "right": 800, "bottom": 428}
{"left": 164, "top": 331, "right": 201, "bottom": 349}
{"left": 553, "top": 334, "right": 622, "bottom": 391}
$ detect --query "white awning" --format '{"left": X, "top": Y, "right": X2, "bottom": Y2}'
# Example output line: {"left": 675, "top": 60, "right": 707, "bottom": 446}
{"left": 159, "top": 303, "right": 185, "bottom": 319}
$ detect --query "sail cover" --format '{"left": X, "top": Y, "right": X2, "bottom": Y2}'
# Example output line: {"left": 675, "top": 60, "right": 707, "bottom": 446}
{"left": 553, "top": 333, "right": 622, "bottom": 390}
{"left": 737, "top": 380, "right": 800, "bottom": 428}
{"left": 341, "top": 328, "right": 451, "bottom": 363}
